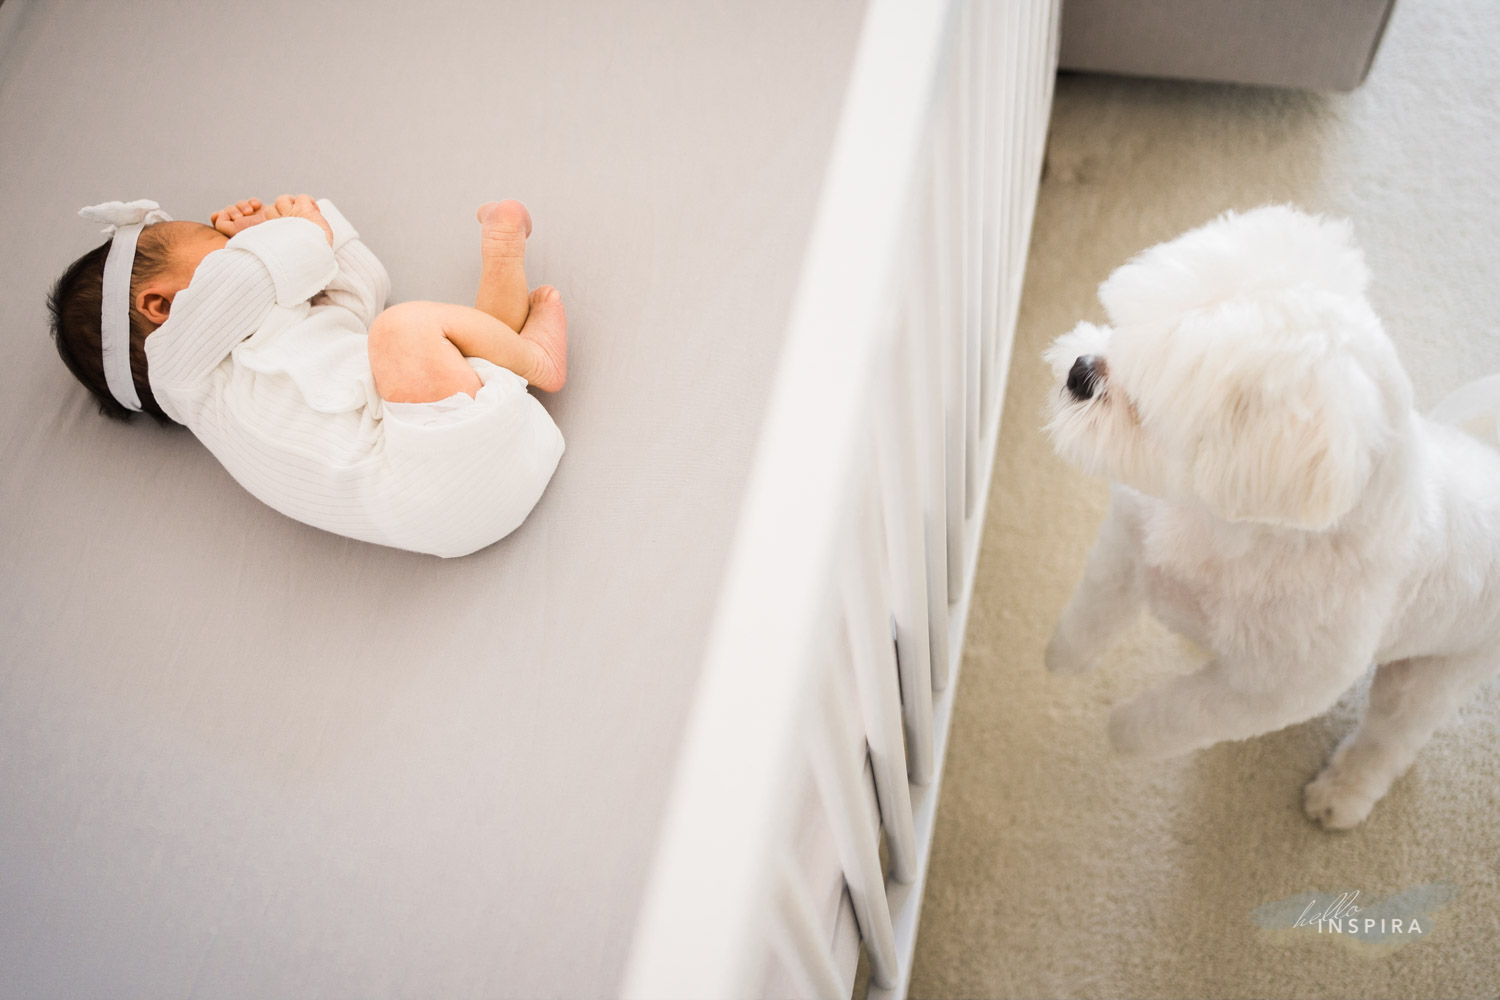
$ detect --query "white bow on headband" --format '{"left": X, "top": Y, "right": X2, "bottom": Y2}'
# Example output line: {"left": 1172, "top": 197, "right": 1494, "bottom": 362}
{"left": 78, "top": 199, "right": 173, "bottom": 412}
{"left": 79, "top": 199, "right": 173, "bottom": 236}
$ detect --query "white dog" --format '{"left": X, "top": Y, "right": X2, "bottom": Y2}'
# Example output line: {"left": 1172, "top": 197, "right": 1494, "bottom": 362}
{"left": 1042, "top": 205, "right": 1500, "bottom": 829}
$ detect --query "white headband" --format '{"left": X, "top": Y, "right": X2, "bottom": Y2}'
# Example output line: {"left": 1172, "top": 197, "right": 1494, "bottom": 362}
{"left": 78, "top": 199, "right": 173, "bottom": 412}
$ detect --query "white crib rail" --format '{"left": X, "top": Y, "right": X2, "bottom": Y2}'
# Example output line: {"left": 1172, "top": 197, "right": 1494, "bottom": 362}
{"left": 623, "top": 2, "right": 1059, "bottom": 997}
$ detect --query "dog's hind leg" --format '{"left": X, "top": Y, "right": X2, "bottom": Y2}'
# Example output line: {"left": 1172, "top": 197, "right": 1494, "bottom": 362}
{"left": 1304, "top": 650, "right": 1498, "bottom": 830}
{"left": 1045, "top": 485, "right": 1146, "bottom": 675}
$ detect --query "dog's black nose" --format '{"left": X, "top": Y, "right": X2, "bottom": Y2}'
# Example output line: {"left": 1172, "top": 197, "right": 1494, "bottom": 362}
{"left": 1067, "top": 355, "right": 1099, "bottom": 401}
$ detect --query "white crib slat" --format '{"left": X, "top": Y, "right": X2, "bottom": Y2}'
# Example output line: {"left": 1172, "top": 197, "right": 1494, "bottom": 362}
{"left": 1036, "top": 0, "right": 1060, "bottom": 194}
{"left": 999, "top": 5, "right": 1017, "bottom": 336}
{"left": 915, "top": 173, "right": 954, "bottom": 693}
{"left": 1049, "top": 0, "right": 1063, "bottom": 98}
{"left": 942, "top": 15, "right": 967, "bottom": 605}
{"left": 995, "top": 0, "right": 1018, "bottom": 371}
{"left": 961, "top": 0, "right": 985, "bottom": 522}
{"left": 1029, "top": 1, "right": 1050, "bottom": 279}
{"left": 1024, "top": 0, "right": 1045, "bottom": 206}
{"left": 1002, "top": 0, "right": 1026, "bottom": 378}
{"left": 981, "top": 0, "right": 1012, "bottom": 420}
{"left": 974, "top": 0, "right": 992, "bottom": 423}
{"left": 1031, "top": 4, "right": 1048, "bottom": 296}
{"left": 768, "top": 855, "right": 849, "bottom": 1000}
{"left": 976, "top": 0, "right": 1002, "bottom": 425}
{"left": 1051, "top": 5, "right": 1063, "bottom": 146}
{"left": 842, "top": 473, "right": 919, "bottom": 884}
{"left": 876, "top": 306, "right": 936, "bottom": 786}
{"left": 1006, "top": 2, "right": 1030, "bottom": 336}
{"left": 811, "top": 673, "right": 899, "bottom": 990}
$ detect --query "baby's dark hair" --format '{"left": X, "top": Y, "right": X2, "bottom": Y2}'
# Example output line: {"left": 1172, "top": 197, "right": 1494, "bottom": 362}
{"left": 47, "top": 225, "right": 174, "bottom": 423}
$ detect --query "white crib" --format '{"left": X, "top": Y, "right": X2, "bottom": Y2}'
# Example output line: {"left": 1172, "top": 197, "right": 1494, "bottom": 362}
{"left": 624, "top": 1, "right": 1060, "bottom": 995}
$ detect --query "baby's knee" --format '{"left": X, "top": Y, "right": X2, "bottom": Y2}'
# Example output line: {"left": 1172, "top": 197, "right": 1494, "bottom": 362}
{"left": 368, "top": 301, "right": 480, "bottom": 404}
{"left": 369, "top": 300, "right": 440, "bottom": 343}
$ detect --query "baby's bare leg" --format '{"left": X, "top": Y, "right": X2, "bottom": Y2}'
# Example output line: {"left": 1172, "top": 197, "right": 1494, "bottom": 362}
{"left": 368, "top": 292, "right": 567, "bottom": 404}
{"left": 369, "top": 303, "right": 483, "bottom": 403}
{"left": 475, "top": 200, "right": 532, "bottom": 332}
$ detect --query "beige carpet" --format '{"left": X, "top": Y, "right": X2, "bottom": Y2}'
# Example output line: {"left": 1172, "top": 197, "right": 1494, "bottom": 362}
{"left": 908, "top": 1, "right": 1500, "bottom": 997}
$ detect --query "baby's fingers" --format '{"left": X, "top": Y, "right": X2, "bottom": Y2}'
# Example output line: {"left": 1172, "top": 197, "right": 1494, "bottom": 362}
{"left": 210, "top": 203, "right": 238, "bottom": 234}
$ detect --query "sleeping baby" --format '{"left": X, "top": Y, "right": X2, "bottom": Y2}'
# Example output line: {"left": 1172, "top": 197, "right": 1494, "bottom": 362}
{"left": 48, "top": 194, "right": 567, "bottom": 557}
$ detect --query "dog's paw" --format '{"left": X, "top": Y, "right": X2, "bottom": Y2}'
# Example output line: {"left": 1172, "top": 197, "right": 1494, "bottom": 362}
{"left": 1303, "top": 766, "right": 1377, "bottom": 830}
{"left": 1044, "top": 628, "right": 1096, "bottom": 676}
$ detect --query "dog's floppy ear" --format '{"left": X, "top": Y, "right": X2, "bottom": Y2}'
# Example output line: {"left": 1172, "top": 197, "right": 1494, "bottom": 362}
{"left": 1189, "top": 356, "right": 1381, "bottom": 531}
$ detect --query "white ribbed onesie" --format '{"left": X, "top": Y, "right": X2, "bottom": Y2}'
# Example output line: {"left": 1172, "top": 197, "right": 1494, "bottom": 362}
{"left": 144, "top": 200, "right": 565, "bottom": 558}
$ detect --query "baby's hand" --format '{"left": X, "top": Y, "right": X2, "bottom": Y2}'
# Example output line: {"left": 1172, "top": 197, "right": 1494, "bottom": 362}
{"left": 264, "top": 193, "right": 334, "bottom": 246}
{"left": 210, "top": 198, "right": 270, "bottom": 237}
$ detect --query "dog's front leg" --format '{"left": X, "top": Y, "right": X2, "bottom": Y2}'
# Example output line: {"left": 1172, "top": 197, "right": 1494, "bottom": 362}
{"left": 1045, "top": 486, "right": 1145, "bottom": 675}
{"left": 1107, "top": 652, "right": 1368, "bottom": 760}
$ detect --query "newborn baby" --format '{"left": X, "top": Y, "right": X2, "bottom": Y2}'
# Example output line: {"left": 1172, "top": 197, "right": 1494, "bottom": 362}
{"left": 49, "top": 195, "right": 567, "bottom": 557}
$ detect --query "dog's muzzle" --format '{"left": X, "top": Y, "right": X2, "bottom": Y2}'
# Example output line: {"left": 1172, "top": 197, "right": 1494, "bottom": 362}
{"left": 1067, "top": 355, "right": 1103, "bottom": 401}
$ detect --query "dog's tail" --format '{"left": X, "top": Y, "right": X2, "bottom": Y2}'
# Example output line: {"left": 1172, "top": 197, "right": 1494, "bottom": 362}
{"left": 1431, "top": 373, "right": 1500, "bottom": 446}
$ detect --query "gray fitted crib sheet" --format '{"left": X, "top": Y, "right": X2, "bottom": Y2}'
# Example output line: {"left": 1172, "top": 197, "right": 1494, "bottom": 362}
{"left": 0, "top": 1, "right": 863, "bottom": 995}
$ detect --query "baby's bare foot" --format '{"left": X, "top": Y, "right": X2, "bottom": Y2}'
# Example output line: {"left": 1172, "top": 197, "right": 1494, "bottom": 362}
{"left": 475, "top": 200, "right": 532, "bottom": 330}
{"left": 477, "top": 200, "right": 532, "bottom": 255}
{"left": 518, "top": 285, "right": 567, "bottom": 392}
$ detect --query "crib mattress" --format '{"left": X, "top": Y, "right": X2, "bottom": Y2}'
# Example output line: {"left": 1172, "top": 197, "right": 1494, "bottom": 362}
{"left": 0, "top": 1, "right": 864, "bottom": 996}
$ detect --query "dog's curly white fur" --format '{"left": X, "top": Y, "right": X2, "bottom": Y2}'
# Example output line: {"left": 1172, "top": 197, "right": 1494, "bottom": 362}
{"left": 1043, "top": 205, "right": 1500, "bottom": 830}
